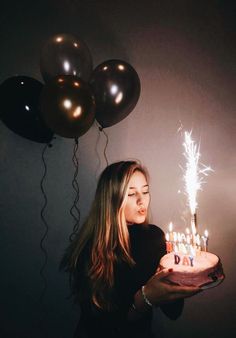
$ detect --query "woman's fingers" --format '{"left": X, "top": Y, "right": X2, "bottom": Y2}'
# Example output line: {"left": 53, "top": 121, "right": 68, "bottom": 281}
{"left": 172, "top": 285, "right": 201, "bottom": 295}
{"left": 162, "top": 280, "right": 201, "bottom": 294}
{"left": 155, "top": 268, "right": 201, "bottom": 294}
{"left": 155, "top": 268, "right": 174, "bottom": 279}
{"left": 145, "top": 268, "right": 202, "bottom": 305}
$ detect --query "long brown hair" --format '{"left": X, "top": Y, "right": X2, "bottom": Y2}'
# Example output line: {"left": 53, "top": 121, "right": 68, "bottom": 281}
{"left": 61, "top": 160, "right": 150, "bottom": 310}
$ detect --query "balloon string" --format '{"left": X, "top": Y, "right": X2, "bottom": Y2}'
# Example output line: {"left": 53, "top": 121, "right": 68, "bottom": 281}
{"left": 69, "top": 137, "right": 80, "bottom": 242}
{"left": 39, "top": 142, "right": 51, "bottom": 302}
{"left": 99, "top": 126, "right": 109, "bottom": 167}
{"left": 95, "top": 125, "right": 102, "bottom": 179}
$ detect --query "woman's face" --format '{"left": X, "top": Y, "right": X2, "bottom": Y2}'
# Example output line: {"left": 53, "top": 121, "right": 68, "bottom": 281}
{"left": 124, "top": 170, "right": 150, "bottom": 225}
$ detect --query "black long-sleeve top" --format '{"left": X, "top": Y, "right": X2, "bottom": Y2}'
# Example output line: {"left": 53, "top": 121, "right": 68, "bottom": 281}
{"left": 73, "top": 224, "right": 184, "bottom": 338}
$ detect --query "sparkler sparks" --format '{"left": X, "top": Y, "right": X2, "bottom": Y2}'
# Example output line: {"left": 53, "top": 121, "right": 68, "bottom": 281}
{"left": 182, "top": 130, "right": 213, "bottom": 222}
{"left": 165, "top": 130, "right": 213, "bottom": 256}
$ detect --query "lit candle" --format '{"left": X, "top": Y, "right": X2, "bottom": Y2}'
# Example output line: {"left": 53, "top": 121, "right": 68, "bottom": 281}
{"left": 202, "top": 230, "right": 209, "bottom": 252}
{"left": 186, "top": 234, "right": 191, "bottom": 244}
{"left": 165, "top": 233, "right": 173, "bottom": 253}
{"left": 196, "top": 234, "right": 201, "bottom": 248}
{"left": 195, "top": 234, "right": 201, "bottom": 255}
{"left": 186, "top": 228, "right": 191, "bottom": 242}
{"left": 185, "top": 228, "right": 191, "bottom": 254}
{"left": 177, "top": 232, "right": 182, "bottom": 242}
{"left": 181, "top": 233, "right": 186, "bottom": 242}
{"left": 166, "top": 233, "right": 170, "bottom": 241}
{"left": 190, "top": 244, "right": 196, "bottom": 257}
{"left": 173, "top": 243, "right": 178, "bottom": 253}
{"left": 168, "top": 222, "right": 174, "bottom": 241}
{"left": 173, "top": 232, "right": 178, "bottom": 242}
{"left": 180, "top": 242, "right": 187, "bottom": 254}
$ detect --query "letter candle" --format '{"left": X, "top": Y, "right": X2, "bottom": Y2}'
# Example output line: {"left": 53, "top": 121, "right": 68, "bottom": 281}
{"left": 165, "top": 222, "right": 210, "bottom": 259}
{"left": 185, "top": 229, "right": 191, "bottom": 255}
{"left": 181, "top": 233, "right": 186, "bottom": 242}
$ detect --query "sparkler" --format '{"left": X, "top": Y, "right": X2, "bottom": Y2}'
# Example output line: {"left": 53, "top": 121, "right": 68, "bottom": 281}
{"left": 182, "top": 131, "right": 213, "bottom": 244}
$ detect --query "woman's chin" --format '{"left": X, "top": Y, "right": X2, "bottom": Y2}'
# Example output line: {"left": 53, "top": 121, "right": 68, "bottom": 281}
{"left": 128, "top": 216, "right": 146, "bottom": 224}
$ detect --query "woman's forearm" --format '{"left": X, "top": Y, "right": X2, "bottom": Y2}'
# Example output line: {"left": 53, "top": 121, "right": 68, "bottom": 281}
{"left": 127, "top": 288, "right": 152, "bottom": 321}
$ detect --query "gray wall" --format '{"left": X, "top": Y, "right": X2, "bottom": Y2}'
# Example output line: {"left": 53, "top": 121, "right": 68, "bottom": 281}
{"left": 0, "top": 1, "right": 235, "bottom": 337}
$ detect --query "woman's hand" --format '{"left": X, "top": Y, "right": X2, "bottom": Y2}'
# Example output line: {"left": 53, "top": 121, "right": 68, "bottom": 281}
{"left": 129, "top": 268, "right": 201, "bottom": 320}
{"left": 144, "top": 268, "right": 201, "bottom": 306}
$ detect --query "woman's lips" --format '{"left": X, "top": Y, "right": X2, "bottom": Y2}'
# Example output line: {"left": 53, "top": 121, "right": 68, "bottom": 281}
{"left": 138, "top": 208, "right": 146, "bottom": 215}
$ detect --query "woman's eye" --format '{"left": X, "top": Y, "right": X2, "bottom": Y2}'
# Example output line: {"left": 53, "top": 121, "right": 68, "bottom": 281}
{"left": 143, "top": 191, "right": 149, "bottom": 195}
{"left": 128, "top": 193, "right": 135, "bottom": 197}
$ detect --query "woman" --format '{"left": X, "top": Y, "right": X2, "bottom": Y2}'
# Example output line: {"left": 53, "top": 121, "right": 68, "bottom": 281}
{"left": 61, "top": 160, "right": 200, "bottom": 338}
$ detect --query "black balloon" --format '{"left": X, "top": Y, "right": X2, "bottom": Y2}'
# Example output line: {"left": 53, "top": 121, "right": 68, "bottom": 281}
{"left": 40, "top": 33, "right": 93, "bottom": 83}
{"left": 0, "top": 76, "right": 53, "bottom": 143}
{"left": 89, "top": 59, "right": 141, "bottom": 128}
{"left": 40, "top": 75, "right": 95, "bottom": 138}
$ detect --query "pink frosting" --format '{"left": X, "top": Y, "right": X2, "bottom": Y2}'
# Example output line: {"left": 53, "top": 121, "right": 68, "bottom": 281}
{"left": 159, "top": 251, "right": 222, "bottom": 287}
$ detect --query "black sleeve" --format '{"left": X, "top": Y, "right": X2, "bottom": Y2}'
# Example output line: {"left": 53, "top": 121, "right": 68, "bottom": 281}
{"left": 156, "top": 228, "right": 185, "bottom": 320}
{"left": 160, "top": 299, "right": 184, "bottom": 320}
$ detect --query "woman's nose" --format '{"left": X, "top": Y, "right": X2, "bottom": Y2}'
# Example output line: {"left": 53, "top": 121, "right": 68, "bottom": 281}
{"left": 137, "top": 193, "right": 144, "bottom": 205}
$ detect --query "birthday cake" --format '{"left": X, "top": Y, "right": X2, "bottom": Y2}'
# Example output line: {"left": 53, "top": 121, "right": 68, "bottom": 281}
{"left": 159, "top": 251, "right": 224, "bottom": 288}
